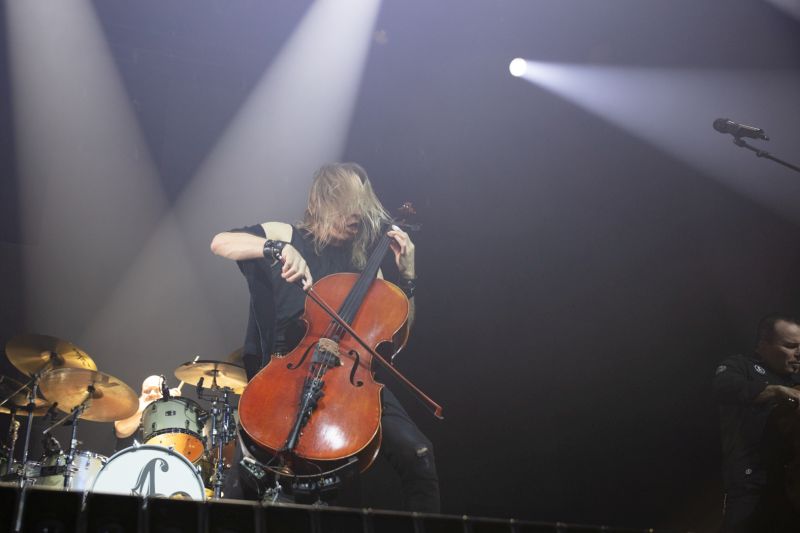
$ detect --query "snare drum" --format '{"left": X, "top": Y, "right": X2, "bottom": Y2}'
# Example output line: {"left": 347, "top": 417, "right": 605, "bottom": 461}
{"left": 91, "top": 445, "right": 205, "bottom": 500}
{"left": 142, "top": 397, "right": 205, "bottom": 462}
{"left": 33, "top": 451, "right": 106, "bottom": 491}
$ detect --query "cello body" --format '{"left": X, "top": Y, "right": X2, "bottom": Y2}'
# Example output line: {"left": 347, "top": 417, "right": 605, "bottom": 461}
{"left": 238, "top": 271, "right": 410, "bottom": 475}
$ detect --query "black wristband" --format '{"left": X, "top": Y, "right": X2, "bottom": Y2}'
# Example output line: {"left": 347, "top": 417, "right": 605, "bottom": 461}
{"left": 263, "top": 239, "right": 288, "bottom": 265}
{"left": 399, "top": 277, "right": 416, "bottom": 298}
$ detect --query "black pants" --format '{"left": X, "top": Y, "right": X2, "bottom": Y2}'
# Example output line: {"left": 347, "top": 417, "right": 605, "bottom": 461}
{"left": 224, "top": 388, "right": 440, "bottom": 513}
{"left": 722, "top": 488, "right": 796, "bottom": 533}
{"left": 373, "top": 387, "right": 440, "bottom": 512}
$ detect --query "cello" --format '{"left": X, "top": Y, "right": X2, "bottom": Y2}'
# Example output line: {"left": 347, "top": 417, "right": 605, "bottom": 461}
{"left": 238, "top": 214, "right": 441, "bottom": 478}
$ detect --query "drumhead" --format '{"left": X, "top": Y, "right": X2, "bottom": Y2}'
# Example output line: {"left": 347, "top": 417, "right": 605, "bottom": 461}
{"left": 91, "top": 445, "right": 205, "bottom": 500}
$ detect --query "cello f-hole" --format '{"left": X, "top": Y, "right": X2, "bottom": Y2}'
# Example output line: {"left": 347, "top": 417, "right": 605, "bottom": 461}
{"left": 287, "top": 343, "right": 315, "bottom": 370}
{"left": 348, "top": 349, "right": 364, "bottom": 387}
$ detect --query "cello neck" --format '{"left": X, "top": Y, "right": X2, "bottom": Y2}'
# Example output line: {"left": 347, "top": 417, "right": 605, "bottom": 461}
{"left": 332, "top": 231, "right": 391, "bottom": 331}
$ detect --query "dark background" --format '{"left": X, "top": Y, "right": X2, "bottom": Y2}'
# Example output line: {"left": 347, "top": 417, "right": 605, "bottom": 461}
{"left": 2, "top": 1, "right": 800, "bottom": 531}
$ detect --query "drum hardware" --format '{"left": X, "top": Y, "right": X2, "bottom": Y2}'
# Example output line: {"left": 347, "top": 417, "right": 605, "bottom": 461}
{"left": 4, "top": 418, "right": 20, "bottom": 477}
{"left": 174, "top": 359, "right": 247, "bottom": 395}
{"left": 16, "top": 372, "right": 49, "bottom": 482}
{"left": 4, "top": 334, "right": 98, "bottom": 481}
{"left": 1, "top": 405, "right": 19, "bottom": 477}
{"left": 197, "top": 379, "right": 238, "bottom": 499}
{"left": 36, "top": 367, "right": 137, "bottom": 489}
{"left": 0, "top": 373, "right": 52, "bottom": 482}
{"left": 0, "top": 378, "right": 55, "bottom": 480}
{"left": 173, "top": 358, "right": 246, "bottom": 498}
{"left": 41, "top": 385, "right": 93, "bottom": 489}
{"left": 1, "top": 415, "right": 21, "bottom": 479}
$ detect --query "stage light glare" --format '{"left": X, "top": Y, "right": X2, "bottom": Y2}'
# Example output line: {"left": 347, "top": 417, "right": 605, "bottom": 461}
{"left": 509, "top": 58, "right": 528, "bottom": 78}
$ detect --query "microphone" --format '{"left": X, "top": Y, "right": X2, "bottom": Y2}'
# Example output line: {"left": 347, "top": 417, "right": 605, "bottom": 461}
{"left": 713, "top": 118, "right": 769, "bottom": 140}
{"left": 160, "top": 375, "right": 171, "bottom": 400}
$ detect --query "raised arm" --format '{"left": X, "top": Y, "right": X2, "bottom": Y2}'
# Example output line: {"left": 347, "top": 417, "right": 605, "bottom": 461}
{"left": 211, "top": 222, "right": 313, "bottom": 289}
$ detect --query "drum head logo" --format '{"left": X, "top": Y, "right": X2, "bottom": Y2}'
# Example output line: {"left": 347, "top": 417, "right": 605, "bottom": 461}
{"left": 754, "top": 364, "right": 766, "bottom": 375}
{"left": 130, "top": 456, "right": 193, "bottom": 499}
{"left": 132, "top": 457, "right": 169, "bottom": 497}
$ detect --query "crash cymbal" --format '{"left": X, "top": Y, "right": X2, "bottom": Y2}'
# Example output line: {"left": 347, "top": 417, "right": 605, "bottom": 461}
{"left": 174, "top": 360, "right": 246, "bottom": 393}
{"left": 5, "top": 334, "right": 96, "bottom": 376}
{"left": 0, "top": 375, "right": 52, "bottom": 415}
{"left": 38, "top": 368, "right": 137, "bottom": 422}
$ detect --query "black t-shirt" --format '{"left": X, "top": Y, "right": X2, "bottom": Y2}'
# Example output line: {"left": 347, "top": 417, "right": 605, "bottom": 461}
{"left": 712, "top": 353, "right": 800, "bottom": 492}
{"left": 233, "top": 224, "right": 359, "bottom": 379}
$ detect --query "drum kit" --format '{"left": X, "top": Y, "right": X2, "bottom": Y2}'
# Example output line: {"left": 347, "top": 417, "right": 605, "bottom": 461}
{"left": 0, "top": 334, "right": 248, "bottom": 501}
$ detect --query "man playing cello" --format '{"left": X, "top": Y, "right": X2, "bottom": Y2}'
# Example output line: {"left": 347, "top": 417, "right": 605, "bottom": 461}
{"left": 210, "top": 162, "right": 439, "bottom": 511}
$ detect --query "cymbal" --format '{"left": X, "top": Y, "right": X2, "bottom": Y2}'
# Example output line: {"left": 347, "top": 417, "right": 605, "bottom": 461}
{"left": 5, "top": 334, "right": 97, "bottom": 376}
{"left": 0, "top": 375, "right": 29, "bottom": 405}
{"left": 38, "top": 368, "right": 137, "bottom": 422}
{"left": 0, "top": 375, "right": 52, "bottom": 415}
{"left": 0, "top": 398, "right": 51, "bottom": 416}
{"left": 174, "top": 360, "right": 247, "bottom": 394}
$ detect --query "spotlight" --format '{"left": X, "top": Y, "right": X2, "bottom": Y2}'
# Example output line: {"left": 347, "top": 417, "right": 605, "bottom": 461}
{"left": 509, "top": 58, "right": 527, "bottom": 77}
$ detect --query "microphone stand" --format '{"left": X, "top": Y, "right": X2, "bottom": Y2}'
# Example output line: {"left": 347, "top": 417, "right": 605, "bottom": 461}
{"left": 732, "top": 137, "right": 800, "bottom": 174}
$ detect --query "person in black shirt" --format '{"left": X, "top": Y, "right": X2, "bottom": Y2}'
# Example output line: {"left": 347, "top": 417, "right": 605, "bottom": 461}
{"left": 713, "top": 313, "right": 800, "bottom": 532}
{"left": 210, "top": 163, "right": 439, "bottom": 512}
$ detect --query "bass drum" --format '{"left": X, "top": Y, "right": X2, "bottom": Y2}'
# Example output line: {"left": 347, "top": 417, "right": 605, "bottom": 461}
{"left": 91, "top": 445, "right": 205, "bottom": 500}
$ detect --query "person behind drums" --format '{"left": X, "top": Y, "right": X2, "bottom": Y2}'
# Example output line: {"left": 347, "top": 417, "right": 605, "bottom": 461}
{"left": 210, "top": 162, "right": 440, "bottom": 511}
{"left": 114, "top": 375, "right": 180, "bottom": 451}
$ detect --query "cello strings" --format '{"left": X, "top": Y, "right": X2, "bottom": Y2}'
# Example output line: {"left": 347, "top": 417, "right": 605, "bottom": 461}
{"left": 310, "top": 232, "right": 390, "bottom": 384}
{"left": 332, "top": 233, "right": 389, "bottom": 342}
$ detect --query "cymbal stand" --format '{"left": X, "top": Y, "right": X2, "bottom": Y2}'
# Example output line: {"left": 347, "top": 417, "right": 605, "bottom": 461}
{"left": 199, "top": 377, "right": 235, "bottom": 499}
{"left": 42, "top": 387, "right": 91, "bottom": 489}
{"left": 18, "top": 370, "right": 47, "bottom": 484}
{"left": 14, "top": 351, "right": 64, "bottom": 478}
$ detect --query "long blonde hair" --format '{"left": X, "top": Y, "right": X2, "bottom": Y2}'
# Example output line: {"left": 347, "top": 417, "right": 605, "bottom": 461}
{"left": 297, "top": 163, "right": 390, "bottom": 269}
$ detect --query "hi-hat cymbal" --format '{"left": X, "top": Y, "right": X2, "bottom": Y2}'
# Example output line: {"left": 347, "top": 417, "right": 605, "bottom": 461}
{"left": 5, "top": 334, "right": 97, "bottom": 376}
{"left": 0, "top": 375, "right": 52, "bottom": 416}
{"left": 38, "top": 368, "right": 137, "bottom": 422}
{"left": 174, "top": 360, "right": 247, "bottom": 394}
{"left": 0, "top": 398, "right": 51, "bottom": 416}
{"left": 0, "top": 375, "right": 29, "bottom": 405}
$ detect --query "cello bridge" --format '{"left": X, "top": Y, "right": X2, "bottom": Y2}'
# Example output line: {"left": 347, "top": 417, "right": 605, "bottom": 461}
{"left": 314, "top": 337, "right": 342, "bottom": 367}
